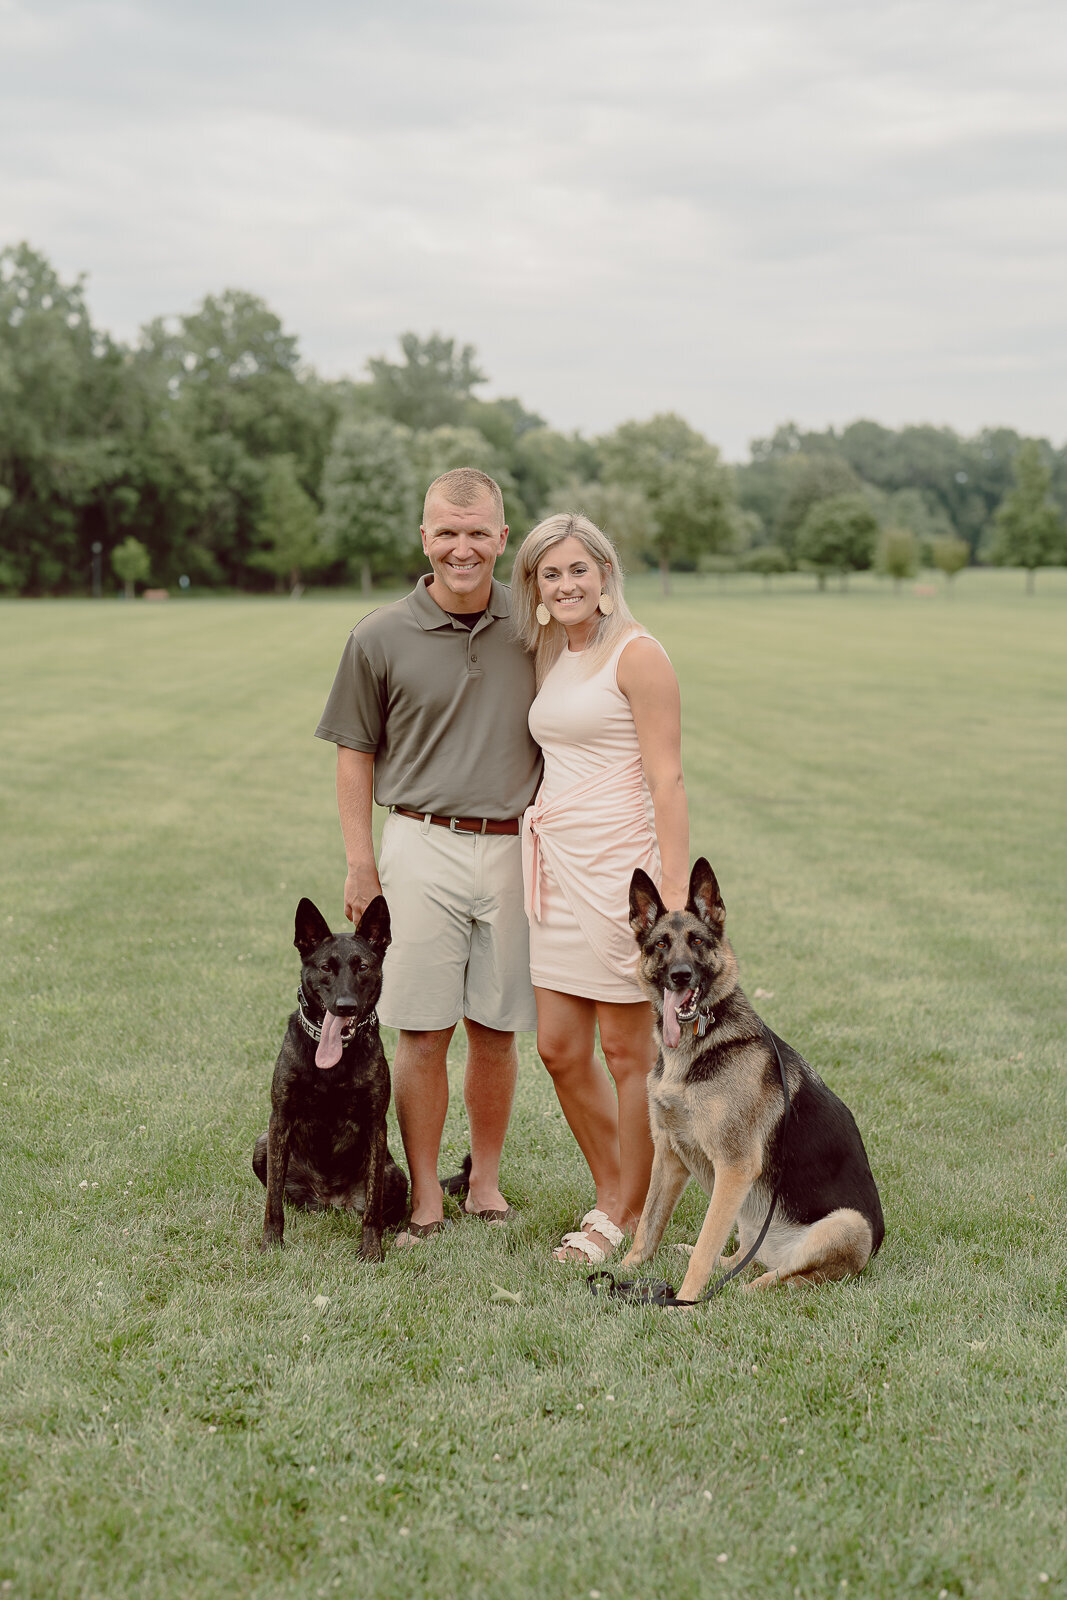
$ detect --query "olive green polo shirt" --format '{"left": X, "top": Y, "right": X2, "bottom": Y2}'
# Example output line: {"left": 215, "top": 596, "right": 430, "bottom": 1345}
{"left": 315, "top": 575, "right": 542, "bottom": 819}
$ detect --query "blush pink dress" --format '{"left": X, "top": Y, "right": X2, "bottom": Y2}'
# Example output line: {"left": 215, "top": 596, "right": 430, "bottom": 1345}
{"left": 521, "top": 629, "right": 663, "bottom": 1003}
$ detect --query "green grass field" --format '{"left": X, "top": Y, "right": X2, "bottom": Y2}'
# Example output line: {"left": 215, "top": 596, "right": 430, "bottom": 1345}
{"left": 1, "top": 569, "right": 1064, "bottom": 1600}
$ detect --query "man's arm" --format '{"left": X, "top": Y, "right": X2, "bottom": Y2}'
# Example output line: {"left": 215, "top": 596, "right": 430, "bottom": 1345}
{"left": 336, "top": 746, "right": 382, "bottom": 925}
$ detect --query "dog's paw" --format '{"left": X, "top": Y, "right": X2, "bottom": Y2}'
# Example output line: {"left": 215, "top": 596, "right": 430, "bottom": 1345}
{"left": 260, "top": 1231, "right": 284, "bottom": 1253}
{"left": 359, "top": 1231, "right": 384, "bottom": 1263}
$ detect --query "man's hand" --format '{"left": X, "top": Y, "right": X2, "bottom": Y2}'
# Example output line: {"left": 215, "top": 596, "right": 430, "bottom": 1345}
{"left": 336, "top": 748, "right": 379, "bottom": 925}
{"left": 344, "top": 861, "right": 383, "bottom": 926}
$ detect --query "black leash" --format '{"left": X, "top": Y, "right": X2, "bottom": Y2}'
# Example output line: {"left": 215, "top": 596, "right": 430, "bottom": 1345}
{"left": 588, "top": 1023, "right": 791, "bottom": 1308}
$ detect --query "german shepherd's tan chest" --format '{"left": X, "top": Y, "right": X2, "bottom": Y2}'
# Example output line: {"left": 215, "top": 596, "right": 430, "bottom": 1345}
{"left": 649, "top": 1048, "right": 765, "bottom": 1175}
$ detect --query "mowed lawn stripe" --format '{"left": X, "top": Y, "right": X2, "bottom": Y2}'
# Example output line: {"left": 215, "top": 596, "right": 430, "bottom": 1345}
{"left": 0, "top": 572, "right": 1064, "bottom": 1600}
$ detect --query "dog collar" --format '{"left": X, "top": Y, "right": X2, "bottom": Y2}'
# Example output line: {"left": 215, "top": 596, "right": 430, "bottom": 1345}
{"left": 662, "top": 1005, "right": 715, "bottom": 1044}
{"left": 296, "top": 986, "right": 378, "bottom": 1047}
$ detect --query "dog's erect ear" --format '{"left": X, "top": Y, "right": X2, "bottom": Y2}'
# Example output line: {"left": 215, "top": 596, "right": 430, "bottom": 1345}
{"left": 355, "top": 894, "right": 391, "bottom": 956}
{"left": 294, "top": 897, "right": 333, "bottom": 959}
{"left": 687, "top": 858, "right": 725, "bottom": 931}
{"left": 629, "top": 868, "right": 666, "bottom": 937}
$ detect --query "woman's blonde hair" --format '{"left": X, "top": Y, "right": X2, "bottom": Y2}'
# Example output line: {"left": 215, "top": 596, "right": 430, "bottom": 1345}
{"left": 512, "top": 512, "right": 639, "bottom": 686}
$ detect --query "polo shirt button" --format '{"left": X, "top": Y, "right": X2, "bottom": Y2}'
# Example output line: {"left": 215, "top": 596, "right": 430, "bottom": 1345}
{"left": 471, "top": 653, "right": 478, "bottom": 662}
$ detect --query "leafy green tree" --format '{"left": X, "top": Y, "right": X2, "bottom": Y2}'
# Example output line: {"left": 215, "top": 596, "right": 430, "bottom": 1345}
{"left": 249, "top": 454, "right": 323, "bottom": 592}
{"left": 366, "top": 333, "right": 487, "bottom": 430}
{"left": 597, "top": 413, "right": 736, "bottom": 593}
{"left": 463, "top": 395, "right": 545, "bottom": 454}
{"left": 931, "top": 534, "right": 970, "bottom": 588}
{"left": 547, "top": 479, "right": 655, "bottom": 572}
{"left": 1050, "top": 437, "right": 1067, "bottom": 515}
{"left": 408, "top": 424, "right": 520, "bottom": 530}
{"left": 0, "top": 483, "right": 15, "bottom": 591}
{"left": 512, "top": 428, "right": 598, "bottom": 528}
{"left": 877, "top": 527, "right": 920, "bottom": 589}
{"left": 735, "top": 423, "right": 812, "bottom": 539}
{"left": 735, "top": 425, "right": 866, "bottom": 559}
{"left": 739, "top": 544, "right": 790, "bottom": 588}
{"left": 987, "top": 442, "right": 1064, "bottom": 593}
{"left": 319, "top": 417, "right": 418, "bottom": 593}
{"left": 467, "top": 397, "right": 554, "bottom": 530}
{"left": 410, "top": 425, "right": 502, "bottom": 495}
{"left": 728, "top": 505, "right": 765, "bottom": 557}
{"left": 134, "top": 290, "right": 336, "bottom": 586}
{"left": 777, "top": 453, "right": 863, "bottom": 556}
{"left": 138, "top": 289, "right": 307, "bottom": 447}
{"left": 0, "top": 242, "right": 126, "bottom": 593}
{"left": 794, "top": 494, "right": 879, "bottom": 590}
{"left": 104, "top": 340, "right": 216, "bottom": 585}
{"left": 836, "top": 420, "right": 997, "bottom": 556}
{"left": 703, "top": 553, "right": 739, "bottom": 579}
{"left": 111, "top": 534, "right": 150, "bottom": 598}
{"left": 739, "top": 419, "right": 1067, "bottom": 566}
{"left": 874, "top": 487, "right": 955, "bottom": 557}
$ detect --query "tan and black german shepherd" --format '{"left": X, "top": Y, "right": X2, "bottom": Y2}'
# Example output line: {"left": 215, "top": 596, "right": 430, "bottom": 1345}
{"left": 623, "top": 858, "right": 884, "bottom": 1302}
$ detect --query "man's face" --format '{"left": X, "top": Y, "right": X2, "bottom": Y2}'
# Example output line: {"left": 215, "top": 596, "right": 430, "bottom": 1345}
{"left": 421, "top": 493, "right": 508, "bottom": 611}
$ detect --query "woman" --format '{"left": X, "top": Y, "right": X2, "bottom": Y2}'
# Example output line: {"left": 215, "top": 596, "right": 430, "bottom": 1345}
{"left": 513, "top": 513, "right": 690, "bottom": 1263}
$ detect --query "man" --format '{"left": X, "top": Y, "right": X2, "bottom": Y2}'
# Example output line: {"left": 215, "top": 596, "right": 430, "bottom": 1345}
{"left": 315, "top": 468, "right": 541, "bottom": 1238}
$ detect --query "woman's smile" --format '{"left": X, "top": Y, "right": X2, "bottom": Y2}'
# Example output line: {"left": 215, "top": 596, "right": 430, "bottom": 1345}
{"left": 536, "top": 535, "right": 606, "bottom": 641}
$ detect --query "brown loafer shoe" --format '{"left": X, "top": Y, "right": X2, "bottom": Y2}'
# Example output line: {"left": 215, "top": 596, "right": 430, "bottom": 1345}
{"left": 394, "top": 1219, "right": 451, "bottom": 1248}
{"left": 464, "top": 1205, "right": 516, "bottom": 1225}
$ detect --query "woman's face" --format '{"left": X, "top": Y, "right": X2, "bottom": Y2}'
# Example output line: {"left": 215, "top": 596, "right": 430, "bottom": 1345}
{"left": 535, "top": 536, "right": 606, "bottom": 633}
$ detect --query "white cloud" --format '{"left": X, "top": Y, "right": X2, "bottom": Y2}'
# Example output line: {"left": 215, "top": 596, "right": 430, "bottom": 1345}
{"left": 2, "top": 0, "right": 1065, "bottom": 454}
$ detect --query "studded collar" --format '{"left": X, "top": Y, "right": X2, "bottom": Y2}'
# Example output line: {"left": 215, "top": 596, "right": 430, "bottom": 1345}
{"left": 296, "top": 985, "right": 379, "bottom": 1048}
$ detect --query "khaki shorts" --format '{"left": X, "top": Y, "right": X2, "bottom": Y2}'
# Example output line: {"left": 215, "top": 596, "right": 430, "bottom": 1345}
{"left": 376, "top": 810, "right": 537, "bottom": 1033}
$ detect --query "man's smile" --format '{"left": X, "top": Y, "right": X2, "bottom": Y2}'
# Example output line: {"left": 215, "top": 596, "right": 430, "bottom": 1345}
{"left": 420, "top": 490, "right": 509, "bottom": 612}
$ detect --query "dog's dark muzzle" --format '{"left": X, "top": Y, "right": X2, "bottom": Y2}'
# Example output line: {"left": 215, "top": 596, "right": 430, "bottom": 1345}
{"left": 667, "top": 967, "right": 702, "bottom": 1022}
{"left": 331, "top": 996, "right": 364, "bottom": 1017}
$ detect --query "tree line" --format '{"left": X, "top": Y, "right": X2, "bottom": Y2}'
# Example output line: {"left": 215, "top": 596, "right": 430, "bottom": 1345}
{"left": 2, "top": 242, "right": 1065, "bottom": 598}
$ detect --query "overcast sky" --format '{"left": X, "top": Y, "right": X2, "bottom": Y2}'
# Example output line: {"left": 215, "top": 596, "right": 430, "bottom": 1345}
{"left": 3, "top": 0, "right": 1065, "bottom": 457}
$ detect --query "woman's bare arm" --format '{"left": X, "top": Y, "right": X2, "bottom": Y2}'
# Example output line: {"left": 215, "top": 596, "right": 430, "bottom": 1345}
{"left": 617, "top": 635, "right": 690, "bottom": 910}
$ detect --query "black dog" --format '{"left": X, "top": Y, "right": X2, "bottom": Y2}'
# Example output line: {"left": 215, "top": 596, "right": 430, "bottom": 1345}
{"left": 253, "top": 896, "right": 407, "bottom": 1259}
{"left": 624, "top": 859, "right": 884, "bottom": 1300}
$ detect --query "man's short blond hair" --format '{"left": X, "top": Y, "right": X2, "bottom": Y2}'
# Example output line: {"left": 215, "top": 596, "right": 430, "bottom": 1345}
{"left": 423, "top": 468, "right": 505, "bottom": 526}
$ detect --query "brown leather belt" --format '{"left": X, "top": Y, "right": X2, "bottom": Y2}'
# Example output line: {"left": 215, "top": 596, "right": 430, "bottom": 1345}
{"left": 391, "top": 806, "right": 521, "bottom": 836}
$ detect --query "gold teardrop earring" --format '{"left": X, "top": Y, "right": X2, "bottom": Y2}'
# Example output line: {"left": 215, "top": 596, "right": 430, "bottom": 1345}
{"left": 597, "top": 592, "right": 615, "bottom": 616}
{"left": 536, "top": 603, "right": 551, "bottom": 626}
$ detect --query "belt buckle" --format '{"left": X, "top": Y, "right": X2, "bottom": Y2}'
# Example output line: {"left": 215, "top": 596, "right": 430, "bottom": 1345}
{"left": 449, "top": 816, "right": 488, "bottom": 834}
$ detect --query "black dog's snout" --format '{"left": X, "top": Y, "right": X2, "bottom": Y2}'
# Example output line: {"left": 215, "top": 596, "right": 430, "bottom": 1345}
{"left": 668, "top": 964, "right": 694, "bottom": 989}
{"left": 333, "top": 994, "right": 362, "bottom": 1014}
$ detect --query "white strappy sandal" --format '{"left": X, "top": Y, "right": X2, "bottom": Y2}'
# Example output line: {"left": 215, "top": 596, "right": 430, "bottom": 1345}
{"left": 553, "top": 1209, "right": 625, "bottom": 1265}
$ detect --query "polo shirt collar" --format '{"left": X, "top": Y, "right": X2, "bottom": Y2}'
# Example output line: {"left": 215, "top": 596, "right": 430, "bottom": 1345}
{"left": 409, "top": 573, "right": 511, "bottom": 632}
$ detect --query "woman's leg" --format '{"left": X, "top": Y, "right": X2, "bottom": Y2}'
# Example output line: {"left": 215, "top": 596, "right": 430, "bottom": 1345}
{"left": 535, "top": 986, "right": 624, "bottom": 1259}
{"left": 595, "top": 999, "right": 657, "bottom": 1233}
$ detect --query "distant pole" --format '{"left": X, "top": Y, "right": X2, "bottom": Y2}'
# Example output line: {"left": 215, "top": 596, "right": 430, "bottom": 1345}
{"left": 91, "top": 541, "right": 103, "bottom": 599}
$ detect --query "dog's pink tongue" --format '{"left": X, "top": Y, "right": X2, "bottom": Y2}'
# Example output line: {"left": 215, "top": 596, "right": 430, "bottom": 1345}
{"left": 662, "top": 990, "right": 682, "bottom": 1049}
{"left": 315, "top": 1012, "right": 345, "bottom": 1069}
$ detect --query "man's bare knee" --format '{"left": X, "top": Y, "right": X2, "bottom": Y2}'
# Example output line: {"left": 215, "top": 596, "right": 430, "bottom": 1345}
{"left": 463, "top": 1019, "right": 517, "bottom": 1066}
{"left": 396, "top": 1027, "right": 454, "bottom": 1072}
